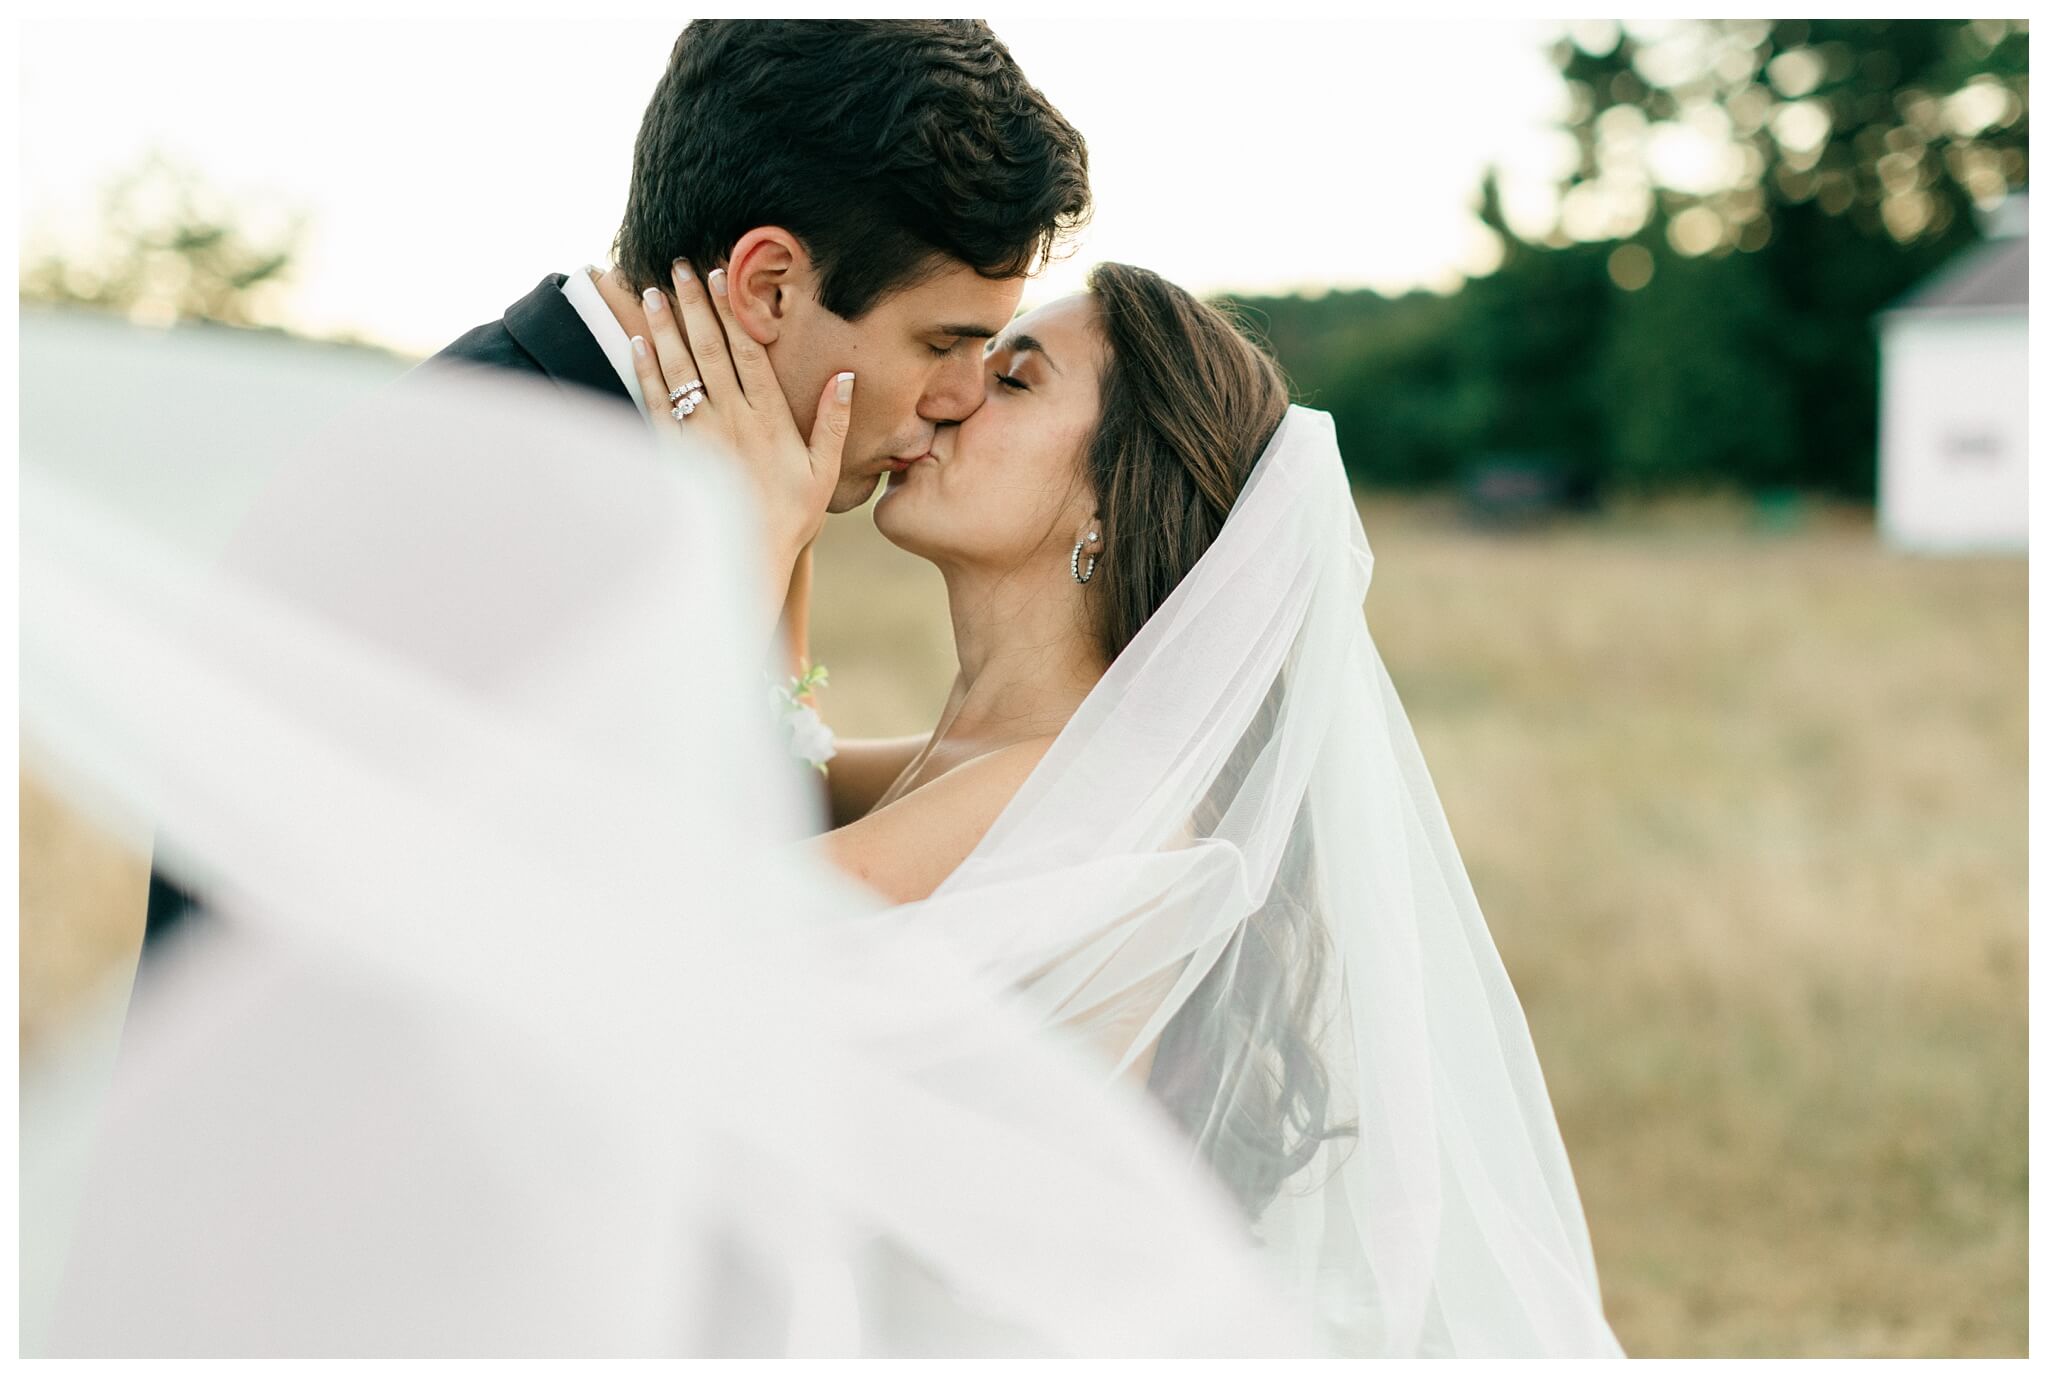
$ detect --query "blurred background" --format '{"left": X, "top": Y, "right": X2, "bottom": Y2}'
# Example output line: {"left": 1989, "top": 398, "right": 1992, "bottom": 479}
{"left": 18, "top": 15, "right": 2028, "bottom": 1357}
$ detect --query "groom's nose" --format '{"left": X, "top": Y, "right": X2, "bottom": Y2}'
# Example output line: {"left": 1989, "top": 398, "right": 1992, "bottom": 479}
{"left": 919, "top": 350, "right": 988, "bottom": 424}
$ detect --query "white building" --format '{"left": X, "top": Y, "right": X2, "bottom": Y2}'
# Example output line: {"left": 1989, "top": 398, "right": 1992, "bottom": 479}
{"left": 1876, "top": 195, "right": 2029, "bottom": 553}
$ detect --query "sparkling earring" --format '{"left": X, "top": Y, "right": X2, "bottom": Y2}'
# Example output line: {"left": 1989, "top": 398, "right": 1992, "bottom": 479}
{"left": 1071, "top": 531, "right": 1098, "bottom": 585}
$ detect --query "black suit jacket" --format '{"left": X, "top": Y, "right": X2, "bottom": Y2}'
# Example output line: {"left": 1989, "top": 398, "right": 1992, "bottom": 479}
{"left": 140, "top": 274, "right": 639, "bottom": 954}
{"left": 421, "top": 271, "right": 637, "bottom": 409}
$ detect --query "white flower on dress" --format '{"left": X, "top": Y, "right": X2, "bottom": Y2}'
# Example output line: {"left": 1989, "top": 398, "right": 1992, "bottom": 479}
{"left": 767, "top": 662, "right": 836, "bottom": 773}
{"left": 785, "top": 703, "right": 837, "bottom": 770}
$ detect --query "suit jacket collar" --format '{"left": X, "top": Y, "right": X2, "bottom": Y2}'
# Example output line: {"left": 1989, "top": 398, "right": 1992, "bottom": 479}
{"left": 502, "top": 273, "right": 635, "bottom": 406}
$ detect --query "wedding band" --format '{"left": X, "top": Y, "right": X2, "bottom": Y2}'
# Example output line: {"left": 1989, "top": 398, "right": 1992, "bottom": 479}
{"left": 670, "top": 380, "right": 707, "bottom": 420}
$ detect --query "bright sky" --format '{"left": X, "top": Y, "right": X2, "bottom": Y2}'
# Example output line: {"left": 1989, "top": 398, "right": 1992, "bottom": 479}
{"left": 19, "top": 15, "right": 1576, "bottom": 358}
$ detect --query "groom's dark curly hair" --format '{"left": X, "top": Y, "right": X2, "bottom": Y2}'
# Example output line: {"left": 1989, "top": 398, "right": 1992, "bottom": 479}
{"left": 613, "top": 20, "right": 1091, "bottom": 320}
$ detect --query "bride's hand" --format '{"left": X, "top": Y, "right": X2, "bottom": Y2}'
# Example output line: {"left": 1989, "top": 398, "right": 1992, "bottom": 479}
{"left": 630, "top": 259, "right": 854, "bottom": 562}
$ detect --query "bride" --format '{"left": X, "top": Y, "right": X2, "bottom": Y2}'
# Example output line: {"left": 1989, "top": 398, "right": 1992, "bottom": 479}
{"left": 627, "top": 258, "right": 1624, "bottom": 1353}
{"left": 21, "top": 262, "right": 1623, "bottom": 1356}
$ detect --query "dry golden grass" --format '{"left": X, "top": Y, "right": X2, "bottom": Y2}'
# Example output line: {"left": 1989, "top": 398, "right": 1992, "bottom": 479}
{"left": 21, "top": 492, "right": 2025, "bottom": 1356}
{"left": 19, "top": 772, "right": 150, "bottom": 1060}
{"left": 809, "top": 491, "right": 2027, "bottom": 1359}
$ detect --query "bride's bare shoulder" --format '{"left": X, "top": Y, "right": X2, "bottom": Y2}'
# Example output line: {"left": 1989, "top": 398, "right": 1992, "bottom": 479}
{"left": 812, "top": 736, "right": 1057, "bottom": 905}
{"left": 824, "top": 733, "right": 931, "bottom": 828}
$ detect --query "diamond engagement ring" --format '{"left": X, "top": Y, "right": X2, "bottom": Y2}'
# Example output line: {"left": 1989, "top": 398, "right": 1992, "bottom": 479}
{"left": 669, "top": 379, "right": 707, "bottom": 420}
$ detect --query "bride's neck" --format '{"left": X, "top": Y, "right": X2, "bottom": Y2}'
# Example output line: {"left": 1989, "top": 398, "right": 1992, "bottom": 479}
{"left": 936, "top": 561, "right": 1107, "bottom": 744}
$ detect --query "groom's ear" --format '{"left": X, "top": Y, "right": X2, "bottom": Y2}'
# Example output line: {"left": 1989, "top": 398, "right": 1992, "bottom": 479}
{"left": 723, "top": 227, "right": 808, "bottom": 347}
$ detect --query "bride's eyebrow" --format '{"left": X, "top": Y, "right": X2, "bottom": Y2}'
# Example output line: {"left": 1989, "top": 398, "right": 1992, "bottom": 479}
{"left": 997, "top": 333, "right": 1061, "bottom": 375}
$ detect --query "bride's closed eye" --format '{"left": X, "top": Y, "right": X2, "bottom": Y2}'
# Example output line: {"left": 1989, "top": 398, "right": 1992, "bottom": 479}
{"left": 995, "top": 372, "right": 1029, "bottom": 392}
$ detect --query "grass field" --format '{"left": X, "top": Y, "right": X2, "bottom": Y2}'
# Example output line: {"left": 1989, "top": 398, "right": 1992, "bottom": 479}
{"left": 807, "top": 490, "right": 2028, "bottom": 1359}
{"left": 21, "top": 491, "right": 2026, "bottom": 1357}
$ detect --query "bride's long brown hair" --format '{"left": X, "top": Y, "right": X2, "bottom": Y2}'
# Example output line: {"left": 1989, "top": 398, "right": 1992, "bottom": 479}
{"left": 1078, "top": 263, "right": 1358, "bottom": 1221}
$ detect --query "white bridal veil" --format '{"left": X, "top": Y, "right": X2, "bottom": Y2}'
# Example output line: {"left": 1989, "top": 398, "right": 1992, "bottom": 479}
{"left": 19, "top": 308, "right": 1622, "bottom": 1357}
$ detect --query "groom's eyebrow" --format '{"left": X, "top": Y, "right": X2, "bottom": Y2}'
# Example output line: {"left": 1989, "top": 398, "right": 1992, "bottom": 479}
{"left": 936, "top": 323, "right": 1001, "bottom": 341}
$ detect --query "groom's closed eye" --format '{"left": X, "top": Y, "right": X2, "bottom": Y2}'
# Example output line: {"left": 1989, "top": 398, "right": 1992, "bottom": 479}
{"left": 927, "top": 324, "right": 1001, "bottom": 358}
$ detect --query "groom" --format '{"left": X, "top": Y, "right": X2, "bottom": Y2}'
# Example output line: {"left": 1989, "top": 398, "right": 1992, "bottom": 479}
{"left": 138, "top": 19, "right": 1091, "bottom": 952}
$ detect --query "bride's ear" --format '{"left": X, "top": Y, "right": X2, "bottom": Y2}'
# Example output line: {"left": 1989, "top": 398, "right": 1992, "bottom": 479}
{"left": 721, "top": 227, "right": 806, "bottom": 346}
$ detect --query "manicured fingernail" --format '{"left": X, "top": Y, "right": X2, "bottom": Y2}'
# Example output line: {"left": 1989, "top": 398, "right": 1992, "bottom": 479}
{"left": 835, "top": 371, "right": 855, "bottom": 402}
{"left": 708, "top": 268, "right": 727, "bottom": 297}
{"left": 642, "top": 287, "right": 664, "bottom": 311}
{"left": 631, "top": 336, "right": 648, "bottom": 359}
{"left": 673, "top": 258, "right": 692, "bottom": 280}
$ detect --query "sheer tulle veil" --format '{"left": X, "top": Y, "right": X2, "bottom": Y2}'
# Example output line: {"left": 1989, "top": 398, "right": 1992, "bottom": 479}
{"left": 19, "top": 309, "right": 1622, "bottom": 1357}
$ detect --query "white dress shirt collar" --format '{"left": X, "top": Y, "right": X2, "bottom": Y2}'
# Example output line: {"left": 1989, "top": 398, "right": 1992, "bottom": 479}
{"left": 557, "top": 264, "right": 649, "bottom": 419}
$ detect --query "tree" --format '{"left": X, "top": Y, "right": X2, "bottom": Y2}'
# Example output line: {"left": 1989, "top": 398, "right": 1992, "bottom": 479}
{"left": 1228, "top": 21, "right": 2028, "bottom": 501}
{"left": 1223, "top": 287, "right": 1469, "bottom": 487}
{"left": 21, "top": 152, "right": 307, "bottom": 329}
{"left": 1597, "top": 245, "right": 1797, "bottom": 490}
{"left": 1552, "top": 18, "right": 2029, "bottom": 496}
{"left": 1446, "top": 177, "right": 1613, "bottom": 479}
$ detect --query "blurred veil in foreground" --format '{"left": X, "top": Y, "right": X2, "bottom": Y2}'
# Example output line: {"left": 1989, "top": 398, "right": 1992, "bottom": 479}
{"left": 19, "top": 309, "right": 1620, "bottom": 1356}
